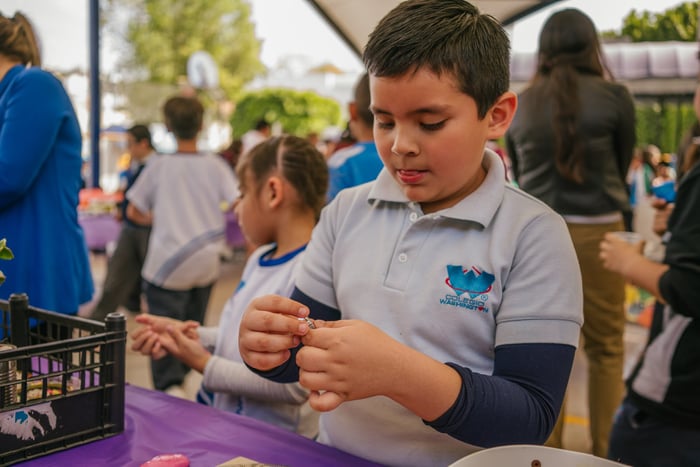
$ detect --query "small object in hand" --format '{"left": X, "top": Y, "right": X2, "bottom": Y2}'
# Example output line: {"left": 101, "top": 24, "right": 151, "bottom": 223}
{"left": 298, "top": 317, "right": 316, "bottom": 329}
{"left": 141, "top": 453, "right": 190, "bottom": 467}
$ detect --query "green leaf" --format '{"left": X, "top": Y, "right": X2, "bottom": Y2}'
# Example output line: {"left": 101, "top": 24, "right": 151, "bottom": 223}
{"left": 0, "top": 270, "right": 5, "bottom": 285}
{"left": 0, "top": 244, "right": 13, "bottom": 260}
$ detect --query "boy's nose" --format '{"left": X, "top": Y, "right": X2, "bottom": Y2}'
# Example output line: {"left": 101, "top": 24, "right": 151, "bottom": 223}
{"left": 391, "top": 131, "right": 419, "bottom": 157}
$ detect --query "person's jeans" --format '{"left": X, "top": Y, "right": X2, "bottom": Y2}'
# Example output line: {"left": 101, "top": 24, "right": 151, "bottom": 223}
{"left": 144, "top": 281, "right": 212, "bottom": 390}
{"left": 608, "top": 399, "right": 700, "bottom": 467}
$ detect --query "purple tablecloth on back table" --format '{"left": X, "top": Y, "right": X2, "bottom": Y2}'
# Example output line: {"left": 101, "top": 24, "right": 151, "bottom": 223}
{"left": 18, "top": 384, "right": 383, "bottom": 467}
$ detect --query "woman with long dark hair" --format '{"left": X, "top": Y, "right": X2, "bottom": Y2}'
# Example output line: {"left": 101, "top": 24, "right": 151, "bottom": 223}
{"left": 505, "top": 9, "right": 636, "bottom": 457}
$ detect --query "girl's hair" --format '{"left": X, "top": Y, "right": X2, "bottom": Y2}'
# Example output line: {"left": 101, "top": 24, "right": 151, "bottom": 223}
{"left": 0, "top": 12, "right": 41, "bottom": 67}
{"left": 236, "top": 135, "right": 328, "bottom": 221}
{"left": 531, "top": 8, "right": 610, "bottom": 184}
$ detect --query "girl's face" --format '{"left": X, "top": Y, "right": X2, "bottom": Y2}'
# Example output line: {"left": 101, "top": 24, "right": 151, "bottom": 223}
{"left": 234, "top": 168, "right": 275, "bottom": 246}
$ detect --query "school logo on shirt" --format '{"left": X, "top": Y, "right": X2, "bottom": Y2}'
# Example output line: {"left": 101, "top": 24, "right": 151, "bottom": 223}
{"left": 440, "top": 265, "right": 495, "bottom": 313}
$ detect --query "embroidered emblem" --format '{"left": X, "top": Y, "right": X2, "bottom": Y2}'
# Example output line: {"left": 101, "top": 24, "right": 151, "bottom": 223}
{"left": 441, "top": 265, "right": 495, "bottom": 313}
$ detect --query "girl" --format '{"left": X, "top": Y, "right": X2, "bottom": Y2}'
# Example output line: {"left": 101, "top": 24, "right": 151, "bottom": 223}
{"left": 130, "top": 135, "right": 328, "bottom": 438}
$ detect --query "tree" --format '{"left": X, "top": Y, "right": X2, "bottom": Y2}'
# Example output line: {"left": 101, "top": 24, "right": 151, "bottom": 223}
{"left": 601, "top": 2, "right": 697, "bottom": 42}
{"left": 109, "top": 0, "right": 265, "bottom": 102}
{"left": 231, "top": 88, "right": 343, "bottom": 138}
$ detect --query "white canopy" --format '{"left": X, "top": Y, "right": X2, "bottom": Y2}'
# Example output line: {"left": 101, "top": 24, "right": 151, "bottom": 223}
{"left": 511, "top": 41, "right": 700, "bottom": 97}
{"left": 305, "top": 0, "right": 565, "bottom": 55}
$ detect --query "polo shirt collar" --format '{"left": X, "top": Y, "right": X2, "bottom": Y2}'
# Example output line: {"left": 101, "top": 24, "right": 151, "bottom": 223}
{"left": 367, "top": 149, "right": 506, "bottom": 227}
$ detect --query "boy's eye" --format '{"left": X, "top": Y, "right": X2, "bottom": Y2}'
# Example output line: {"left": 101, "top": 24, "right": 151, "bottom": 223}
{"left": 421, "top": 120, "right": 446, "bottom": 131}
{"left": 376, "top": 120, "right": 394, "bottom": 130}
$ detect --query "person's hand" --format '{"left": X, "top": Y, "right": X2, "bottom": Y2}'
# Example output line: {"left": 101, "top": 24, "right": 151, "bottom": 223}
{"left": 297, "top": 319, "right": 404, "bottom": 412}
{"left": 599, "top": 232, "right": 644, "bottom": 277}
{"left": 651, "top": 199, "right": 674, "bottom": 236}
{"left": 159, "top": 325, "right": 211, "bottom": 373}
{"left": 238, "top": 295, "right": 312, "bottom": 371}
{"left": 131, "top": 314, "right": 199, "bottom": 359}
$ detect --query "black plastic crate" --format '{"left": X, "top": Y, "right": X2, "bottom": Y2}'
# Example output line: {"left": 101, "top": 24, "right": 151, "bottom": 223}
{"left": 0, "top": 293, "right": 126, "bottom": 465}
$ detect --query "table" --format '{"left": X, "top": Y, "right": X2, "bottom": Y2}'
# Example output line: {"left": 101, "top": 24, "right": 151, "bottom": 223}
{"left": 19, "top": 384, "right": 383, "bottom": 467}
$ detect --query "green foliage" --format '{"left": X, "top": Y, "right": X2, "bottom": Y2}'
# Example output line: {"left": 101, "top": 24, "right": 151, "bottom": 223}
{"left": 635, "top": 100, "right": 697, "bottom": 152}
{"left": 601, "top": 2, "right": 697, "bottom": 42}
{"left": 121, "top": 0, "right": 265, "bottom": 100}
{"left": 231, "top": 88, "right": 343, "bottom": 138}
{"left": 0, "top": 238, "right": 14, "bottom": 286}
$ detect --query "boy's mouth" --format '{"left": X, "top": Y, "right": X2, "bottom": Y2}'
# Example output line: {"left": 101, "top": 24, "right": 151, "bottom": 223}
{"left": 397, "top": 169, "right": 426, "bottom": 184}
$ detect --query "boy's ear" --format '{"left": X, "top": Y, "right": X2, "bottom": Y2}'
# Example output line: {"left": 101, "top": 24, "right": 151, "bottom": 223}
{"left": 348, "top": 101, "right": 358, "bottom": 121}
{"left": 265, "top": 176, "right": 284, "bottom": 209}
{"left": 486, "top": 91, "right": 517, "bottom": 139}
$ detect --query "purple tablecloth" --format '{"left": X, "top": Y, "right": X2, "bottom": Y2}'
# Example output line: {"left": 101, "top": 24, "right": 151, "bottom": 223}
{"left": 18, "top": 384, "right": 383, "bottom": 467}
{"left": 78, "top": 213, "right": 122, "bottom": 251}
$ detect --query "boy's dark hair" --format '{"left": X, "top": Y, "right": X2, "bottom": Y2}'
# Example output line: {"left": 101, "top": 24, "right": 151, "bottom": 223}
{"left": 163, "top": 95, "right": 204, "bottom": 140}
{"left": 362, "top": 0, "right": 510, "bottom": 119}
{"left": 354, "top": 72, "right": 373, "bottom": 127}
{"left": 127, "top": 124, "right": 154, "bottom": 149}
{"left": 255, "top": 119, "right": 270, "bottom": 131}
{"left": 236, "top": 135, "right": 328, "bottom": 221}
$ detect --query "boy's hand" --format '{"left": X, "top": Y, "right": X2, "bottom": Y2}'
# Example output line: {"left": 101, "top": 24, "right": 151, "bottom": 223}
{"left": 297, "top": 320, "right": 403, "bottom": 412}
{"left": 159, "top": 326, "right": 211, "bottom": 373}
{"left": 599, "top": 232, "right": 644, "bottom": 278}
{"left": 238, "top": 295, "right": 312, "bottom": 371}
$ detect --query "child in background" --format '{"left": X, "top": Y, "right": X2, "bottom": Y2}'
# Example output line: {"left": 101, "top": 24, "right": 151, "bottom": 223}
{"left": 127, "top": 95, "right": 239, "bottom": 395}
{"left": 131, "top": 136, "right": 328, "bottom": 438}
{"left": 326, "top": 72, "right": 382, "bottom": 202}
{"left": 237, "top": 1, "right": 583, "bottom": 466}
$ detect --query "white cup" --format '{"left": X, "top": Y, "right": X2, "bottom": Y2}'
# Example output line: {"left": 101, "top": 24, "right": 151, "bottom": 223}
{"left": 611, "top": 231, "right": 642, "bottom": 245}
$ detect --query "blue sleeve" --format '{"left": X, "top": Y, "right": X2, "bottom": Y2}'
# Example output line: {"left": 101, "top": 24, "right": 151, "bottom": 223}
{"left": 425, "top": 343, "right": 575, "bottom": 447}
{"left": 250, "top": 287, "right": 341, "bottom": 383}
{"left": 0, "top": 70, "right": 69, "bottom": 209}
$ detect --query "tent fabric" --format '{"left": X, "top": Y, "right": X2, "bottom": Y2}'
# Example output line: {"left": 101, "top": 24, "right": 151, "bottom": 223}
{"left": 511, "top": 42, "right": 700, "bottom": 97}
{"left": 306, "top": 0, "right": 564, "bottom": 56}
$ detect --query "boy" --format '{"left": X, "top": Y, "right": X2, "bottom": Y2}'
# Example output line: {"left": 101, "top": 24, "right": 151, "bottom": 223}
{"left": 90, "top": 125, "right": 155, "bottom": 321}
{"left": 238, "top": 1, "right": 583, "bottom": 465}
{"left": 326, "top": 72, "right": 383, "bottom": 202}
{"left": 127, "top": 95, "right": 238, "bottom": 395}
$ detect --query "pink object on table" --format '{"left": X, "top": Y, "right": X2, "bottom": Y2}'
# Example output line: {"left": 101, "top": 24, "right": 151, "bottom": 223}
{"left": 141, "top": 453, "right": 190, "bottom": 467}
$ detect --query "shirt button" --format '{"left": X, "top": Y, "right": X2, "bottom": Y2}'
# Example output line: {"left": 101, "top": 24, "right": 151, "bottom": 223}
{"left": 398, "top": 253, "right": 408, "bottom": 263}
{"left": 409, "top": 212, "right": 418, "bottom": 222}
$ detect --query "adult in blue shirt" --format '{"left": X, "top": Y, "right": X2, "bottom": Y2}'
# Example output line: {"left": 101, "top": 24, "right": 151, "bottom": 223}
{"left": 326, "top": 73, "right": 383, "bottom": 202}
{"left": 0, "top": 12, "right": 93, "bottom": 316}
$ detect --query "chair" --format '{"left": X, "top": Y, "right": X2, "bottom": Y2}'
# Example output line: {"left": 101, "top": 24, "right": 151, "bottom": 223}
{"left": 449, "top": 445, "right": 630, "bottom": 467}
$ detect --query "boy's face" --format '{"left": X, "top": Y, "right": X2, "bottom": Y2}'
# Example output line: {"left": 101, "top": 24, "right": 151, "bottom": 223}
{"left": 370, "top": 69, "right": 513, "bottom": 213}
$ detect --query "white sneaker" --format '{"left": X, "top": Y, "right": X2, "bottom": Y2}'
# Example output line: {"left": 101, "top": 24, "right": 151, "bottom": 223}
{"left": 164, "top": 384, "right": 187, "bottom": 399}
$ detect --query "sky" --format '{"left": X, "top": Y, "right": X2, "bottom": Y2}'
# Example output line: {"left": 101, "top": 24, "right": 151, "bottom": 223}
{"left": 0, "top": 0, "right": 691, "bottom": 73}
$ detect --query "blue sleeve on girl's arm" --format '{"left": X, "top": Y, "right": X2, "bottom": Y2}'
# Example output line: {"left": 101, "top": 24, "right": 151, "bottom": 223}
{"left": 425, "top": 343, "right": 575, "bottom": 447}
{"left": 250, "top": 287, "right": 341, "bottom": 383}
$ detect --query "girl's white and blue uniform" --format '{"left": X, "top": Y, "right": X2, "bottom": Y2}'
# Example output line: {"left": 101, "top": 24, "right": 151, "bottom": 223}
{"left": 198, "top": 244, "right": 318, "bottom": 438}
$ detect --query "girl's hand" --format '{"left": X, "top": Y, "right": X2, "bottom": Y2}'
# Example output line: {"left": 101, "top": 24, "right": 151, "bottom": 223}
{"left": 160, "top": 325, "right": 211, "bottom": 373}
{"left": 238, "top": 295, "right": 312, "bottom": 371}
{"left": 131, "top": 314, "right": 199, "bottom": 359}
{"left": 599, "top": 232, "right": 644, "bottom": 277}
{"left": 297, "top": 320, "right": 404, "bottom": 412}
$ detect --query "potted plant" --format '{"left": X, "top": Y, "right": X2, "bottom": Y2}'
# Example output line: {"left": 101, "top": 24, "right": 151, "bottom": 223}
{"left": 0, "top": 238, "right": 13, "bottom": 286}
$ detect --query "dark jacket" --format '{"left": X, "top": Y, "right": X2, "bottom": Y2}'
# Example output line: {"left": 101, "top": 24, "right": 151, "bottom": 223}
{"left": 627, "top": 161, "right": 700, "bottom": 429}
{"left": 506, "top": 74, "right": 636, "bottom": 216}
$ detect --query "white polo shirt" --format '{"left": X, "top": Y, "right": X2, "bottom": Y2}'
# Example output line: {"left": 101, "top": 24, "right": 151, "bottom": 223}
{"left": 127, "top": 152, "right": 239, "bottom": 290}
{"left": 296, "top": 149, "right": 583, "bottom": 467}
